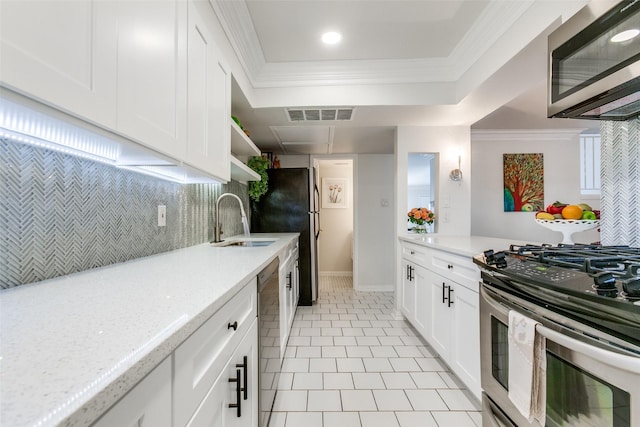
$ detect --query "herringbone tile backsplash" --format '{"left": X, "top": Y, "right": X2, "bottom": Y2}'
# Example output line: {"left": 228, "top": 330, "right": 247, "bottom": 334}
{"left": 1, "top": 138, "right": 250, "bottom": 288}
{"left": 600, "top": 118, "right": 640, "bottom": 247}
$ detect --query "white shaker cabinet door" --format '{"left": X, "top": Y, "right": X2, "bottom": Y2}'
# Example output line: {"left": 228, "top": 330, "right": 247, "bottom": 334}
{"left": 92, "top": 357, "right": 172, "bottom": 427}
{"left": 115, "top": 0, "right": 187, "bottom": 160}
{"left": 411, "top": 263, "right": 431, "bottom": 339}
{"left": 400, "top": 259, "right": 415, "bottom": 321}
{"left": 428, "top": 274, "right": 454, "bottom": 361}
{"left": 185, "top": 0, "right": 230, "bottom": 181}
{"left": 451, "top": 283, "right": 481, "bottom": 400}
{"left": 0, "top": 0, "right": 117, "bottom": 128}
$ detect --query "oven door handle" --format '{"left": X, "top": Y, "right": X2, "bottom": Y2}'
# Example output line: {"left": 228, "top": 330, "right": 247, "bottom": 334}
{"left": 536, "top": 324, "right": 640, "bottom": 373}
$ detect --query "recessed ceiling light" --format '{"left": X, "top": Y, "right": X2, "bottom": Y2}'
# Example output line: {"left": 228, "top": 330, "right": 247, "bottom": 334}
{"left": 611, "top": 29, "right": 640, "bottom": 43}
{"left": 322, "top": 31, "right": 342, "bottom": 45}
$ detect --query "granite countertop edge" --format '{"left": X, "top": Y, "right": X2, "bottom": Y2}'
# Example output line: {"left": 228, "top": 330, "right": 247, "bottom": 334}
{"left": 398, "top": 234, "right": 529, "bottom": 258}
{"left": 0, "top": 233, "right": 299, "bottom": 427}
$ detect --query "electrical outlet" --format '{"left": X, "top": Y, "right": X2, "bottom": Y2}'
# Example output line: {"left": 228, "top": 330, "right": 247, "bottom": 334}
{"left": 158, "top": 205, "right": 166, "bottom": 227}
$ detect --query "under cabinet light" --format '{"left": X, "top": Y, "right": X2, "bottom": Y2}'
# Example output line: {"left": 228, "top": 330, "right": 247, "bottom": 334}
{"left": 0, "top": 128, "right": 118, "bottom": 165}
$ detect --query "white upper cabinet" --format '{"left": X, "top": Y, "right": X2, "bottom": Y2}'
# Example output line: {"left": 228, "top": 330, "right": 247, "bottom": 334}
{"left": 1, "top": 0, "right": 236, "bottom": 183}
{"left": 115, "top": 0, "right": 188, "bottom": 160}
{"left": 185, "top": 0, "right": 230, "bottom": 181}
{"left": 0, "top": 0, "right": 117, "bottom": 128}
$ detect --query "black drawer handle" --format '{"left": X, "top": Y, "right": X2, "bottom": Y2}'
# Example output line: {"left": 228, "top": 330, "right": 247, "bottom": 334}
{"left": 236, "top": 355, "right": 248, "bottom": 400}
{"left": 227, "top": 321, "right": 238, "bottom": 331}
{"left": 410, "top": 250, "right": 415, "bottom": 255}
{"left": 228, "top": 369, "right": 241, "bottom": 417}
{"left": 447, "top": 264, "right": 453, "bottom": 269}
{"left": 287, "top": 272, "right": 292, "bottom": 289}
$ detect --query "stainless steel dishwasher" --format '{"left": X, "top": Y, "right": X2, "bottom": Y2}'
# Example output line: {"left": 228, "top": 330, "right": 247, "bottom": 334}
{"left": 257, "top": 258, "right": 280, "bottom": 427}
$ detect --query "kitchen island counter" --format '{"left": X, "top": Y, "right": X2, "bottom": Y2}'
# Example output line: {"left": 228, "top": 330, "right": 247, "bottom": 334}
{"left": 0, "top": 233, "right": 298, "bottom": 427}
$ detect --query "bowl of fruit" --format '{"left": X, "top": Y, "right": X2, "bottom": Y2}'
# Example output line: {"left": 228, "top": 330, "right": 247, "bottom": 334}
{"left": 535, "top": 202, "right": 600, "bottom": 244}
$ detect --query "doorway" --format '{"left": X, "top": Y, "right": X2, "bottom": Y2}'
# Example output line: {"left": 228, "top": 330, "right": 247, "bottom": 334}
{"left": 313, "top": 157, "right": 355, "bottom": 290}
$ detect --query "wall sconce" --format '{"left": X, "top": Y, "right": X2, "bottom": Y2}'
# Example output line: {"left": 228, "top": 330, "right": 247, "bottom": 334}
{"left": 449, "top": 155, "right": 463, "bottom": 181}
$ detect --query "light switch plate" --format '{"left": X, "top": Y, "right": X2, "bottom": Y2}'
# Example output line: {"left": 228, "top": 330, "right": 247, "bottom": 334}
{"left": 158, "top": 205, "right": 166, "bottom": 227}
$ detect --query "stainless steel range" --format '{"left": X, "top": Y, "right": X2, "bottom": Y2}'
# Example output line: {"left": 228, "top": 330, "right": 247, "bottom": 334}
{"left": 474, "top": 244, "right": 640, "bottom": 427}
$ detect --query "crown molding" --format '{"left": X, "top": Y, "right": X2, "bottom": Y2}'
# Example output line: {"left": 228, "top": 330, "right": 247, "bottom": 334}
{"left": 212, "top": 0, "right": 553, "bottom": 90}
{"left": 449, "top": 0, "right": 534, "bottom": 79}
{"left": 209, "top": 0, "right": 265, "bottom": 78}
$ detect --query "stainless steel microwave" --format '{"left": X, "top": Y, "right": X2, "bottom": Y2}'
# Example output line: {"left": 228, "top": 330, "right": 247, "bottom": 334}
{"left": 548, "top": 0, "right": 640, "bottom": 121}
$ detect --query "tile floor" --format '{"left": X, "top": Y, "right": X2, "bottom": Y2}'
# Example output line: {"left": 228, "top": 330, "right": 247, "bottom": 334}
{"left": 269, "top": 275, "right": 482, "bottom": 427}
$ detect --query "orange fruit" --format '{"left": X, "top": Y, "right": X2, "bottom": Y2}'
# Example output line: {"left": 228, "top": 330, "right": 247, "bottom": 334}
{"left": 561, "top": 205, "right": 583, "bottom": 220}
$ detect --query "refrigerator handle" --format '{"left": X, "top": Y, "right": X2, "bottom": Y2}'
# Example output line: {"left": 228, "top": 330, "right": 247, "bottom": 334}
{"left": 314, "top": 184, "right": 320, "bottom": 239}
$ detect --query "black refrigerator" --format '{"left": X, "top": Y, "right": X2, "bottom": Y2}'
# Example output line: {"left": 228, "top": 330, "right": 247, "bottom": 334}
{"left": 251, "top": 168, "right": 319, "bottom": 306}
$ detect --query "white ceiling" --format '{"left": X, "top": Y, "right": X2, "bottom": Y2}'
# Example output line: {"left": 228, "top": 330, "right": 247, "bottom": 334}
{"left": 220, "top": 0, "right": 593, "bottom": 155}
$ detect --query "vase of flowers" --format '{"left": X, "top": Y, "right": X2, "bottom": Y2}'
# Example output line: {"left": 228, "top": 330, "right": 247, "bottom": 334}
{"left": 408, "top": 207, "right": 435, "bottom": 233}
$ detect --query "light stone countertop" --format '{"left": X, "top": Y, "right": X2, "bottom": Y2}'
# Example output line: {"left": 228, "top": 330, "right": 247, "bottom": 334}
{"left": 398, "top": 234, "right": 533, "bottom": 258}
{"left": 0, "top": 233, "right": 298, "bottom": 427}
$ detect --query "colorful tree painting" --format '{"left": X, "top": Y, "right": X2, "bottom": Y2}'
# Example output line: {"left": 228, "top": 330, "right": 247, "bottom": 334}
{"left": 503, "top": 153, "right": 544, "bottom": 212}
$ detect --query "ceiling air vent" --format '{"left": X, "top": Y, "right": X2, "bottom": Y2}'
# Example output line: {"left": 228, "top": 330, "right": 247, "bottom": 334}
{"left": 287, "top": 107, "right": 354, "bottom": 122}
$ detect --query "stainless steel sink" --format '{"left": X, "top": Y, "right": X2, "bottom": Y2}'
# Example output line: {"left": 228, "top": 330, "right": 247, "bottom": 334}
{"left": 211, "top": 239, "right": 276, "bottom": 248}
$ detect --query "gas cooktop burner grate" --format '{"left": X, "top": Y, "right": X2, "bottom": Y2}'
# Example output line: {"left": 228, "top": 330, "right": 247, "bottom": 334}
{"left": 505, "top": 244, "right": 640, "bottom": 299}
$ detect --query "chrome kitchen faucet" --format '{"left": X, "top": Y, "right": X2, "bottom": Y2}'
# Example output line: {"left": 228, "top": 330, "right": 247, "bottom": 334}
{"left": 213, "top": 193, "right": 247, "bottom": 243}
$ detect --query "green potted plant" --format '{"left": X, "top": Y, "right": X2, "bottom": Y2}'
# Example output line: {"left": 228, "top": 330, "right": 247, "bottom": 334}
{"left": 247, "top": 155, "right": 270, "bottom": 202}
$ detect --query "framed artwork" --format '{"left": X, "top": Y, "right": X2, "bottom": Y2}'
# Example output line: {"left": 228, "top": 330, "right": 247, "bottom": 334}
{"left": 503, "top": 153, "right": 544, "bottom": 212}
{"left": 322, "top": 178, "right": 347, "bottom": 208}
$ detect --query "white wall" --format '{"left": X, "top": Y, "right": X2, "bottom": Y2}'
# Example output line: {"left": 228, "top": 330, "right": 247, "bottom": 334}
{"left": 396, "top": 126, "right": 472, "bottom": 237}
{"left": 471, "top": 129, "right": 600, "bottom": 244}
{"left": 357, "top": 155, "right": 395, "bottom": 291}
{"left": 317, "top": 161, "right": 354, "bottom": 274}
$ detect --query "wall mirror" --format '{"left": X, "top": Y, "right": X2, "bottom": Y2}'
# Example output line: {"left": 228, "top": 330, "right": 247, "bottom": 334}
{"left": 407, "top": 153, "right": 437, "bottom": 232}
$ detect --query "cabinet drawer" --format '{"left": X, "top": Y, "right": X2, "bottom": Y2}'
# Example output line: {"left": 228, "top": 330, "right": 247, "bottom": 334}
{"left": 401, "top": 242, "right": 431, "bottom": 268}
{"left": 430, "top": 250, "right": 480, "bottom": 292}
{"left": 186, "top": 320, "right": 258, "bottom": 427}
{"left": 174, "top": 279, "right": 257, "bottom": 427}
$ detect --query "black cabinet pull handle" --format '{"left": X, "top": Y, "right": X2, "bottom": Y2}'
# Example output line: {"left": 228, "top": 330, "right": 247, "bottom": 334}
{"left": 409, "top": 266, "right": 414, "bottom": 281}
{"left": 287, "top": 272, "right": 292, "bottom": 289}
{"left": 410, "top": 250, "right": 415, "bottom": 255}
{"left": 236, "top": 355, "right": 248, "bottom": 400}
{"left": 227, "top": 321, "right": 238, "bottom": 331}
{"left": 228, "top": 369, "right": 241, "bottom": 417}
{"left": 448, "top": 264, "right": 453, "bottom": 269}
{"left": 406, "top": 265, "right": 411, "bottom": 280}
{"left": 447, "top": 286, "right": 454, "bottom": 307}
{"left": 442, "top": 282, "right": 446, "bottom": 303}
